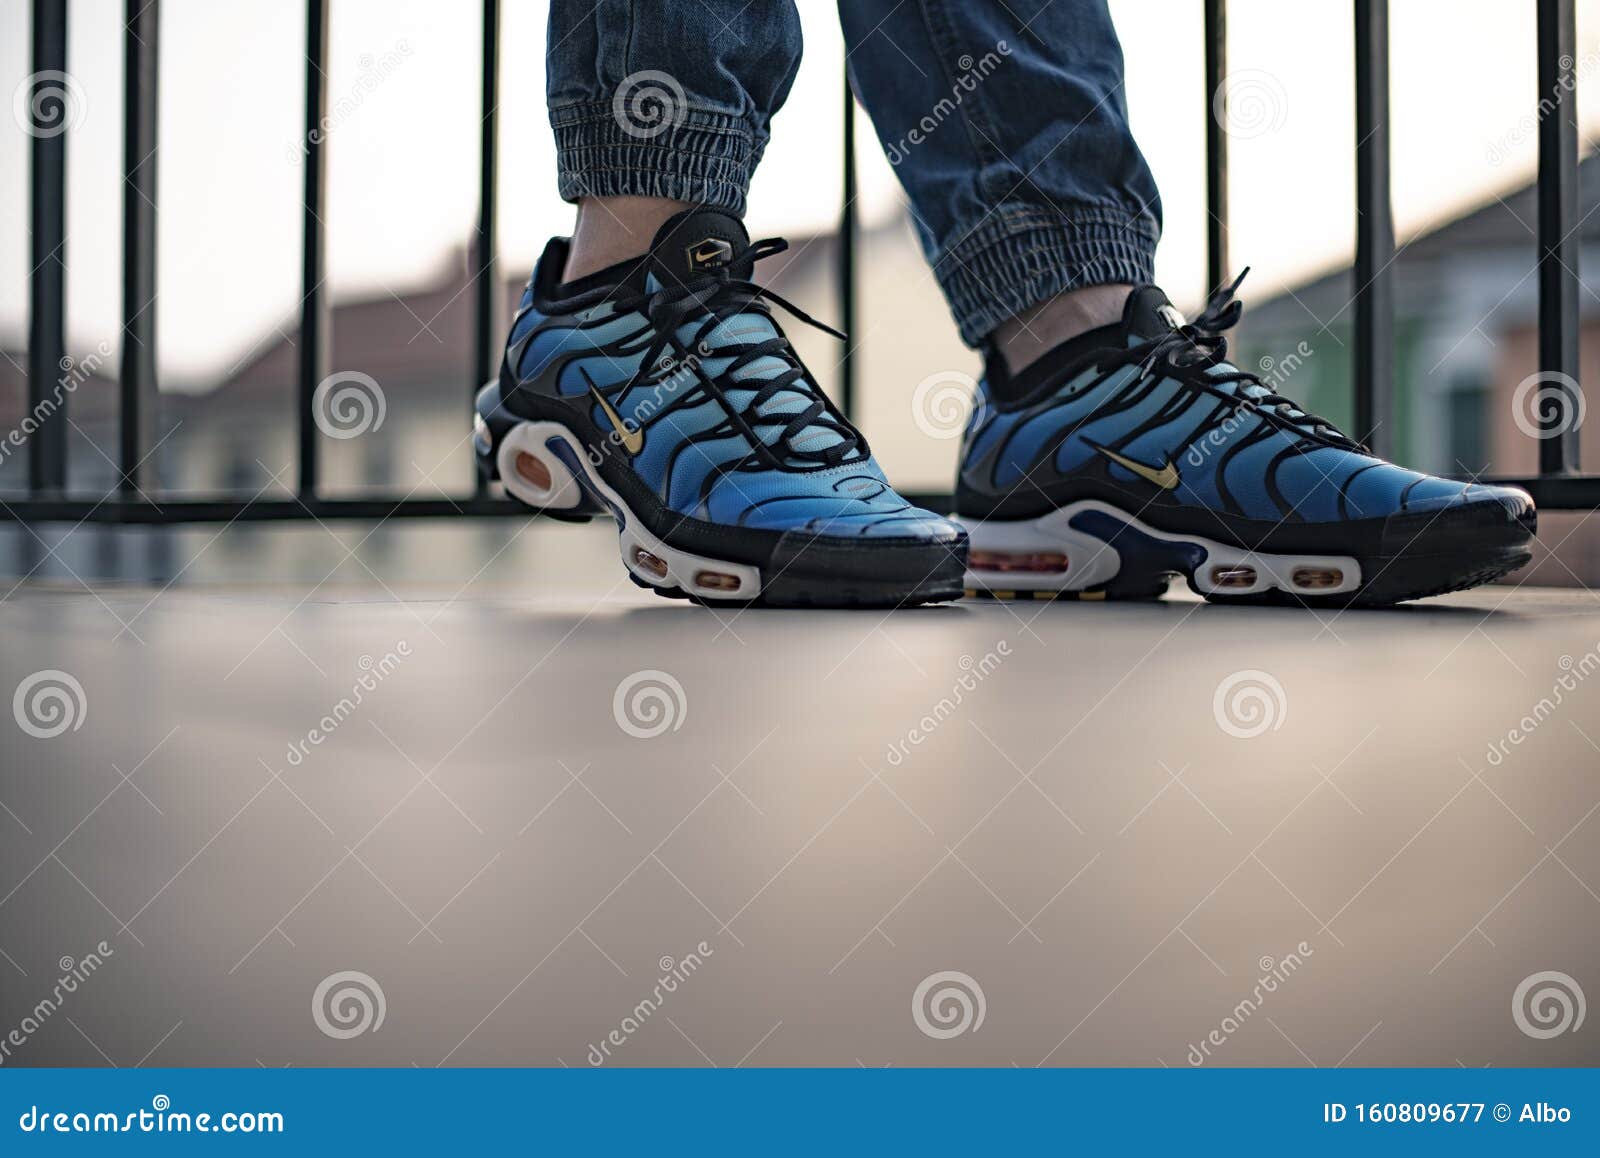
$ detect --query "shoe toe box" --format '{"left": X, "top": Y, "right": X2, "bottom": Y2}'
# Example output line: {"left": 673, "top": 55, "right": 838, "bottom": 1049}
{"left": 1378, "top": 481, "right": 1536, "bottom": 555}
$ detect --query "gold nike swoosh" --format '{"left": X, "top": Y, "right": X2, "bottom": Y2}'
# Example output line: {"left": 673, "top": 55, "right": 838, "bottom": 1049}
{"left": 1094, "top": 444, "right": 1180, "bottom": 490}
{"left": 589, "top": 384, "right": 644, "bottom": 455}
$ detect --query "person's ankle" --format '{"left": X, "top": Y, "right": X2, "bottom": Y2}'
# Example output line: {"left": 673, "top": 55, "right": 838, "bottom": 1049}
{"left": 563, "top": 196, "right": 697, "bottom": 282}
{"left": 991, "top": 283, "right": 1132, "bottom": 375}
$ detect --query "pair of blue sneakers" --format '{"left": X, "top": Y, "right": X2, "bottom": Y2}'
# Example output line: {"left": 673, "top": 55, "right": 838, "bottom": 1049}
{"left": 475, "top": 209, "right": 1534, "bottom": 608}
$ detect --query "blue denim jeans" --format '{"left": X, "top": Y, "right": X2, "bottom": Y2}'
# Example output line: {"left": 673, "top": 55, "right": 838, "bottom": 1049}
{"left": 546, "top": 0, "right": 1160, "bottom": 347}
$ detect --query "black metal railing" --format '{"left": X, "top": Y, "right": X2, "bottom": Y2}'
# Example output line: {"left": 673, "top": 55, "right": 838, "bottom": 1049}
{"left": 3, "top": 0, "right": 1596, "bottom": 525}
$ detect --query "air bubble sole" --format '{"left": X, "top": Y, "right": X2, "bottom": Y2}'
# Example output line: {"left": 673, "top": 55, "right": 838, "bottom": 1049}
{"left": 957, "top": 500, "right": 1534, "bottom": 608}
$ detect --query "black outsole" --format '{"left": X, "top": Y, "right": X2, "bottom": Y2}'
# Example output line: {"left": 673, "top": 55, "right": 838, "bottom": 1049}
{"left": 606, "top": 521, "right": 968, "bottom": 609}
{"left": 747, "top": 571, "right": 966, "bottom": 609}
{"left": 629, "top": 566, "right": 967, "bottom": 610}
{"left": 963, "top": 577, "right": 1171, "bottom": 603}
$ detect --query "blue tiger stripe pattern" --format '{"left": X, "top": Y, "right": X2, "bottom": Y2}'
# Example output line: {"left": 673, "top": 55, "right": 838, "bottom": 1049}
{"left": 953, "top": 276, "right": 1535, "bottom": 606}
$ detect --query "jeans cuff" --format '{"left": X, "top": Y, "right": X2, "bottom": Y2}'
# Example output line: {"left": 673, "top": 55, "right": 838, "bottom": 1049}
{"left": 933, "top": 206, "right": 1159, "bottom": 347}
{"left": 550, "top": 98, "right": 764, "bottom": 217}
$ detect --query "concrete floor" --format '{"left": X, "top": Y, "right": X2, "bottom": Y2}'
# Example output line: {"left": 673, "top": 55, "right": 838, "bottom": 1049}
{"left": 2, "top": 528, "right": 1598, "bottom": 1068}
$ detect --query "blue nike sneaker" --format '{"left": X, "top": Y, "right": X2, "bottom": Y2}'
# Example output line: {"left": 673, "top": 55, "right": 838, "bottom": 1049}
{"left": 953, "top": 275, "right": 1535, "bottom": 606}
{"left": 475, "top": 209, "right": 966, "bottom": 607}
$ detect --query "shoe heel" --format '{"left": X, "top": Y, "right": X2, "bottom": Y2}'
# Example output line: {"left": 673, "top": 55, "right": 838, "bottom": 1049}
{"left": 495, "top": 423, "right": 600, "bottom": 521}
{"left": 476, "top": 382, "right": 600, "bottom": 523}
{"left": 493, "top": 417, "right": 763, "bottom": 601}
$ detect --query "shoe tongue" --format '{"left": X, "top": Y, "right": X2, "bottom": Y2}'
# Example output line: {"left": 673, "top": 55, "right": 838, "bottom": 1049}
{"left": 644, "top": 210, "right": 846, "bottom": 464}
{"left": 648, "top": 209, "right": 752, "bottom": 289}
{"left": 1122, "top": 285, "right": 1187, "bottom": 342}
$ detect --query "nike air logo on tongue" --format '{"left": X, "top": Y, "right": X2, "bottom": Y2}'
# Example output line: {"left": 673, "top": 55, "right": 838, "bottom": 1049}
{"left": 686, "top": 237, "right": 734, "bottom": 272}
{"left": 650, "top": 209, "right": 750, "bottom": 284}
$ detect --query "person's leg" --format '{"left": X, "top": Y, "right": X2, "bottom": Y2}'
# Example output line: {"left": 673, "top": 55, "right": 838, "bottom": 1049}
{"left": 547, "top": 0, "right": 804, "bottom": 280}
{"left": 565, "top": 196, "right": 696, "bottom": 282}
{"left": 837, "top": 0, "right": 1160, "bottom": 372}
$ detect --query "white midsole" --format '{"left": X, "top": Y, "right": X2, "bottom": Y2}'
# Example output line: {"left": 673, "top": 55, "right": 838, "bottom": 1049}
{"left": 953, "top": 499, "right": 1362, "bottom": 597}
{"left": 495, "top": 418, "right": 762, "bottom": 601}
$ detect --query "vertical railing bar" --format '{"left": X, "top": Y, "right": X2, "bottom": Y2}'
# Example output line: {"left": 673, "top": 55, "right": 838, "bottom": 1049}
{"left": 1353, "top": 0, "right": 1394, "bottom": 456}
{"left": 121, "top": 0, "right": 159, "bottom": 497}
{"left": 1203, "top": 0, "right": 1228, "bottom": 294}
{"left": 28, "top": 0, "right": 69, "bottom": 495}
{"left": 473, "top": 0, "right": 501, "bottom": 497}
{"left": 1537, "top": 0, "right": 1581, "bottom": 475}
{"left": 298, "top": 0, "right": 329, "bottom": 498}
{"left": 837, "top": 71, "right": 858, "bottom": 423}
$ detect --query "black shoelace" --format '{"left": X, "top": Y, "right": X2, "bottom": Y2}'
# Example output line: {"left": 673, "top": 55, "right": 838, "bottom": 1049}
{"left": 608, "top": 237, "right": 863, "bottom": 471}
{"left": 1112, "top": 271, "right": 1364, "bottom": 452}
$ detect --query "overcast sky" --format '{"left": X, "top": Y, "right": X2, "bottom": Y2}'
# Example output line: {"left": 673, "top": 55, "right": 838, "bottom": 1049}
{"left": 3, "top": 0, "right": 1599, "bottom": 387}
